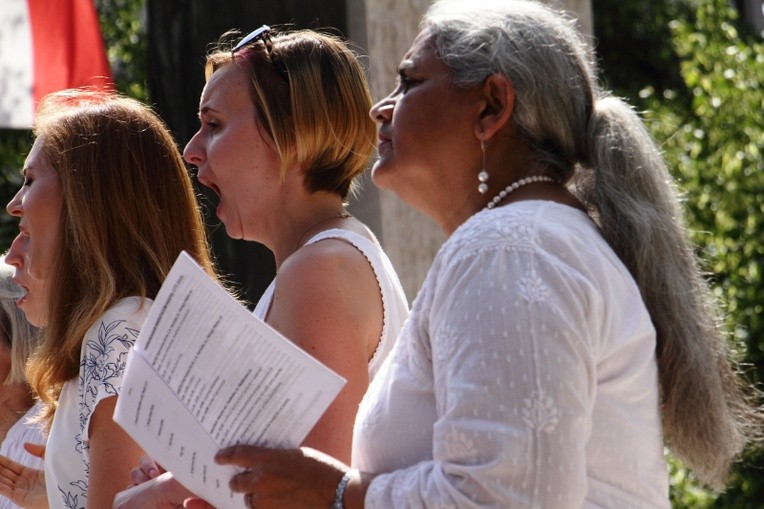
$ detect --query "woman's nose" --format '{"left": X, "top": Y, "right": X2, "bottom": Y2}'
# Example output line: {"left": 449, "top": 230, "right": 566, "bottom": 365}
{"left": 6, "top": 189, "right": 23, "bottom": 218}
{"left": 369, "top": 96, "right": 395, "bottom": 123}
{"left": 4, "top": 234, "right": 26, "bottom": 269}
{"left": 183, "top": 130, "right": 204, "bottom": 166}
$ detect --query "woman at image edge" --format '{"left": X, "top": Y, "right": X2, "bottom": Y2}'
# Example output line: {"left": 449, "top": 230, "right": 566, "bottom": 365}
{"left": 0, "top": 257, "right": 44, "bottom": 509}
{"left": 184, "top": 1, "right": 762, "bottom": 508}
{"left": 0, "top": 90, "right": 216, "bottom": 508}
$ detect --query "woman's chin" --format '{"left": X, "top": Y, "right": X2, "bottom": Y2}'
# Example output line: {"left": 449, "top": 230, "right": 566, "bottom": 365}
{"left": 370, "top": 162, "right": 395, "bottom": 191}
{"left": 221, "top": 220, "right": 245, "bottom": 241}
{"left": 19, "top": 303, "right": 45, "bottom": 328}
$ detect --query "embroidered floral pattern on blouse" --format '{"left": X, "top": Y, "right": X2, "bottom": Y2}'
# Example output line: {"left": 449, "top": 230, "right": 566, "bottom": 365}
{"left": 55, "top": 317, "right": 139, "bottom": 509}
{"left": 441, "top": 428, "right": 479, "bottom": 464}
{"left": 405, "top": 314, "right": 434, "bottom": 386}
{"left": 433, "top": 324, "right": 459, "bottom": 375}
{"left": 518, "top": 270, "right": 550, "bottom": 304}
{"left": 521, "top": 390, "right": 559, "bottom": 434}
{"left": 440, "top": 207, "right": 538, "bottom": 271}
{"left": 59, "top": 485, "right": 82, "bottom": 509}
{"left": 386, "top": 472, "right": 457, "bottom": 509}
{"left": 496, "top": 215, "right": 533, "bottom": 243}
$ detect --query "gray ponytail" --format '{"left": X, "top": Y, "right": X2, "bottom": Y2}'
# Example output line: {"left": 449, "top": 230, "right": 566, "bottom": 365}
{"left": 579, "top": 96, "right": 758, "bottom": 488}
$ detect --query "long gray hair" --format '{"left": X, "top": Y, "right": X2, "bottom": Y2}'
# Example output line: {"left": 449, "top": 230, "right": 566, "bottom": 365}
{"left": 423, "top": 0, "right": 761, "bottom": 489}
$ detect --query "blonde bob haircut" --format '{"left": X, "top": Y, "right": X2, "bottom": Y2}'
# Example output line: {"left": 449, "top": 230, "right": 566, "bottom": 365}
{"left": 205, "top": 29, "right": 376, "bottom": 199}
{"left": 27, "top": 89, "right": 216, "bottom": 426}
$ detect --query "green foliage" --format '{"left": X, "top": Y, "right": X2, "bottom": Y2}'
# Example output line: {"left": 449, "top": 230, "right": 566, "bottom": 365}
{"left": 96, "top": 0, "right": 148, "bottom": 100}
{"left": 0, "top": 130, "right": 30, "bottom": 251}
{"left": 641, "top": 0, "right": 764, "bottom": 378}
{"left": 593, "top": 0, "right": 693, "bottom": 99}
{"left": 668, "top": 453, "right": 715, "bottom": 508}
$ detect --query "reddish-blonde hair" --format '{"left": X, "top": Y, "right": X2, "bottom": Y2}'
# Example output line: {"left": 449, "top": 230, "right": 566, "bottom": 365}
{"left": 27, "top": 89, "right": 216, "bottom": 426}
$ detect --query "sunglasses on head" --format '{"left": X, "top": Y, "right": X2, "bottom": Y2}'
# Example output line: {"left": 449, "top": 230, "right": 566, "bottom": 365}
{"left": 232, "top": 25, "right": 271, "bottom": 54}
{"left": 230, "top": 24, "right": 288, "bottom": 78}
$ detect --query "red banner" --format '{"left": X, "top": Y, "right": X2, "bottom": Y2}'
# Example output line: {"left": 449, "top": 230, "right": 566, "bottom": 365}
{"left": 0, "top": 0, "right": 113, "bottom": 128}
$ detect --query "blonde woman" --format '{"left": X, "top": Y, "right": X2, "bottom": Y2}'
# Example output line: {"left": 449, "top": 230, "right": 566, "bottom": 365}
{"left": 114, "top": 27, "right": 409, "bottom": 509}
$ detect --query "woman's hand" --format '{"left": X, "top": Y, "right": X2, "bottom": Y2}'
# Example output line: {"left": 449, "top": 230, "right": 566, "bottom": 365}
{"left": 213, "top": 446, "right": 347, "bottom": 509}
{"left": 0, "top": 448, "right": 47, "bottom": 509}
{"left": 129, "top": 455, "right": 165, "bottom": 486}
{"left": 113, "top": 471, "right": 193, "bottom": 509}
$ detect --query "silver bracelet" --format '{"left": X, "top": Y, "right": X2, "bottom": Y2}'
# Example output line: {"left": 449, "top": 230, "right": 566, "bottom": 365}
{"left": 331, "top": 468, "right": 356, "bottom": 509}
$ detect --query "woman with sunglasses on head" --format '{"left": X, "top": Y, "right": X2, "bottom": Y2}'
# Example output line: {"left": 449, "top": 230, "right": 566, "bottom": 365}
{"left": 180, "top": 1, "right": 761, "bottom": 508}
{"left": 0, "top": 89, "right": 216, "bottom": 509}
{"left": 113, "top": 26, "right": 408, "bottom": 509}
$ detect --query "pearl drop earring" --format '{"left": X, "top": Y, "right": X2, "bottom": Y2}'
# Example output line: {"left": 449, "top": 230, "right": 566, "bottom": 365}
{"left": 478, "top": 141, "right": 489, "bottom": 195}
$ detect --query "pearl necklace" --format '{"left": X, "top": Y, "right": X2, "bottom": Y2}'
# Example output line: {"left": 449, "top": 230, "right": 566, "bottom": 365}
{"left": 485, "top": 175, "right": 557, "bottom": 210}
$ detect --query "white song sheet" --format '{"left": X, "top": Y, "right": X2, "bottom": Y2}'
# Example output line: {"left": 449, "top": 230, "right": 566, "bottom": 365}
{"left": 114, "top": 251, "right": 346, "bottom": 509}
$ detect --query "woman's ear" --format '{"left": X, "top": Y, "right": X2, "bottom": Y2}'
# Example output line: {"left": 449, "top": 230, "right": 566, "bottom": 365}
{"left": 474, "top": 74, "right": 515, "bottom": 141}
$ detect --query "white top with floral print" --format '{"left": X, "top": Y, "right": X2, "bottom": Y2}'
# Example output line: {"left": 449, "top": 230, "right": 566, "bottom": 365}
{"left": 45, "top": 297, "right": 150, "bottom": 509}
{"left": 353, "top": 201, "right": 669, "bottom": 508}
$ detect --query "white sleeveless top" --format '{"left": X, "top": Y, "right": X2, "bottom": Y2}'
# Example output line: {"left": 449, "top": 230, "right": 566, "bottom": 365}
{"left": 253, "top": 228, "right": 408, "bottom": 380}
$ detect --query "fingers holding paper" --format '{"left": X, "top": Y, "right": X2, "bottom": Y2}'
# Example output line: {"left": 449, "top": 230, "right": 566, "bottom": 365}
{"left": 214, "top": 446, "right": 347, "bottom": 509}
{"left": 129, "top": 455, "right": 165, "bottom": 486}
{"left": 114, "top": 471, "right": 193, "bottom": 509}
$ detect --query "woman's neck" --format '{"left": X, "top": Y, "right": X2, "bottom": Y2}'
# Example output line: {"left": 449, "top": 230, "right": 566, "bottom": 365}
{"left": 269, "top": 193, "right": 350, "bottom": 268}
{"left": 0, "top": 384, "right": 34, "bottom": 441}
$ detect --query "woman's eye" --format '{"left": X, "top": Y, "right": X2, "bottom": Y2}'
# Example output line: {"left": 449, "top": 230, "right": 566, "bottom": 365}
{"left": 199, "top": 115, "right": 220, "bottom": 131}
{"left": 396, "top": 73, "right": 417, "bottom": 93}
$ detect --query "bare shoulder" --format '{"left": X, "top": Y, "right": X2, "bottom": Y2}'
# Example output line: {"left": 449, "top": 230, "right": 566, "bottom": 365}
{"left": 276, "top": 236, "right": 377, "bottom": 298}
{"left": 267, "top": 234, "right": 383, "bottom": 357}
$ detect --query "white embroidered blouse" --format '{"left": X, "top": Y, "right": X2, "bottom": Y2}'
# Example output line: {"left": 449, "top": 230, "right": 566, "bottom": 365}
{"left": 352, "top": 201, "right": 669, "bottom": 508}
{"left": 44, "top": 297, "right": 150, "bottom": 509}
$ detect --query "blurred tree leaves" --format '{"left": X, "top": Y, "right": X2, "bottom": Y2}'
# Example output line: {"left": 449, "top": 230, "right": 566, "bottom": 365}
{"left": 0, "top": 129, "right": 29, "bottom": 249}
{"left": 96, "top": 0, "right": 148, "bottom": 100}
